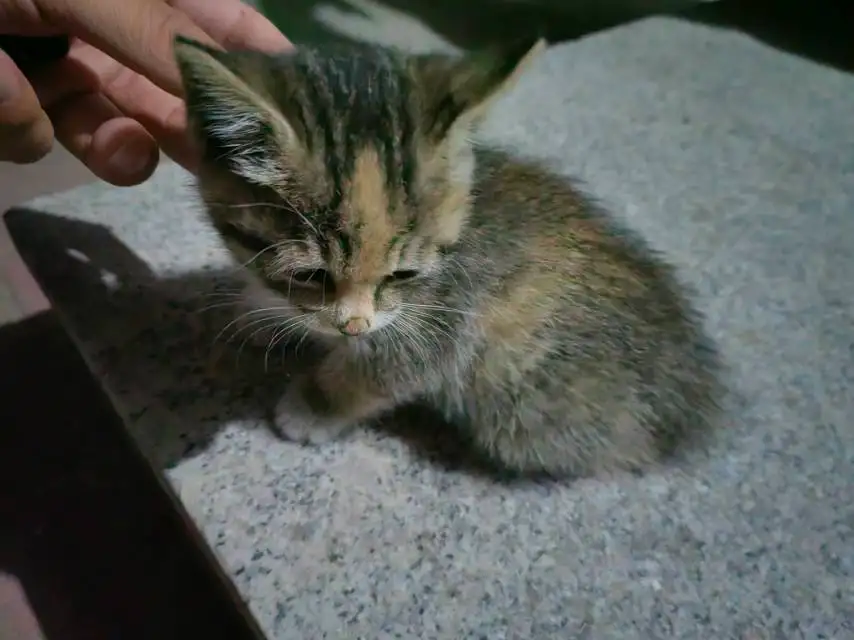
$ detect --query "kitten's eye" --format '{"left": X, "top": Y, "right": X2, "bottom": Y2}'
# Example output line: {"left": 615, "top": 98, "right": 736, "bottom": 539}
{"left": 291, "top": 269, "right": 331, "bottom": 288}
{"left": 387, "top": 270, "right": 420, "bottom": 282}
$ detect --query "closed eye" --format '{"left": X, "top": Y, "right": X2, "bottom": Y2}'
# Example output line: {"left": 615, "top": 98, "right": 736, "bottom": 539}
{"left": 387, "top": 270, "right": 420, "bottom": 282}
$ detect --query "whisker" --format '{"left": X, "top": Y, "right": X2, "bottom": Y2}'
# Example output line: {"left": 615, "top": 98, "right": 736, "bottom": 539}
{"left": 268, "top": 321, "right": 303, "bottom": 353}
{"left": 400, "top": 302, "right": 479, "bottom": 317}
{"left": 199, "top": 289, "right": 246, "bottom": 297}
{"left": 236, "top": 237, "right": 309, "bottom": 271}
{"left": 264, "top": 315, "right": 311, "bottom": 371}
{"left": 402, "top": 307, "right": 455, "bottom": 329}
{"left": 293, "top": 319, "right": 315, "bottom": 356}
{"left": 208, "top": 200, "right": 319, "bottom": 237}
{"left": 237, "top": 319, "right": 285, "bottom": 362}
{"left": 402, "top": 310, "right": 457, "bottom": 347}
{"left": 212, "top": 306, "right": 297, "bottom": 346}
{"left": 209, "top": 201, "right": 296, "bottom": 214}
{"left": 394, "top": 315, "right": 432, "bottom": 364}
{"left": 195, "top": 299, "right": 246, "bottom": 314}
{"left": 242, "top": 318, "right": 285, "bottom": 345}
{"left": 220, "top": 314, "right": 279, "bottom": 346}
{"left": 204, "top": 202, "right": 319, "bottom": 270}
{"left": 445, "top": 256, "right": 474, "bottom": 291}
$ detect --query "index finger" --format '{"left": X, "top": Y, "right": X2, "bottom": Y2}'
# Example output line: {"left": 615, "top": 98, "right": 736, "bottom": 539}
{"left": 38, "top": 0, "right": 221, "bottom": 98}
{"left": 172, "top": 0, "right": 291, "bottom": 53}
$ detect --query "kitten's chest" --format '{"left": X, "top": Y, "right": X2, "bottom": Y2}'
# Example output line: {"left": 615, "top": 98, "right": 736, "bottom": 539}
{"left": 332, "top": 339, "right": 408, "bottom": 380}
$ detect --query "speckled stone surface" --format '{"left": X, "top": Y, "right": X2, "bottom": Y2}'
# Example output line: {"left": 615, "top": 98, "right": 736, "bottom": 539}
{"left": 9, "top": 17, "right": 854, "bottom": 639}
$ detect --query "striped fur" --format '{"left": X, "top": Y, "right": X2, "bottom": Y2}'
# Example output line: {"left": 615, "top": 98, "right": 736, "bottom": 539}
{"left": 176, "top": 38, "right": 723, "bottom": 478}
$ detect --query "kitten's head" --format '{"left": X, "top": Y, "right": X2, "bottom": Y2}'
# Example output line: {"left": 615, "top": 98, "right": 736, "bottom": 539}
{"left": 175, "top": 37, "right": 544, "bottom": 338}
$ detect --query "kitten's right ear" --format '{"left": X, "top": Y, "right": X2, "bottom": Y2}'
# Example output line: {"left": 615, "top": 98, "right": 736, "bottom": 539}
{"left": 174, "top": 36, "right": 297, "bottom": 187}
{"left": 409, "top": 36, "right": 547, "bottom": 139}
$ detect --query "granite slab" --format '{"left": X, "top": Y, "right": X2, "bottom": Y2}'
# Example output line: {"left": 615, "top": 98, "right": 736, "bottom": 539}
{"left": 7, "top": 16, "right": 854, "bottom": 638}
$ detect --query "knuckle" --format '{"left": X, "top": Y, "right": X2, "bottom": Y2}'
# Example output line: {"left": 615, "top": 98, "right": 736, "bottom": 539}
{"left": 100, "top": 64, "right": 140, "bottom": 96}
{"left": 220, "top": 7, "right": 252, "bottom": 49}
{"left": 149, "top": 7, "right": 195, "bottom": 52}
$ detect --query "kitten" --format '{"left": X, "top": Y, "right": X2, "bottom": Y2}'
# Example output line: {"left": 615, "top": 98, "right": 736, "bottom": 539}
{"left": 174, "top": 36, "right": 722, "bottom": 477}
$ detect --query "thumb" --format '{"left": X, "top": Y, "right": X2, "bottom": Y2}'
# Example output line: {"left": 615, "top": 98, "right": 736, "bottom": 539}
{"left": 0, "top": 48, "right": 54, "bottom": 164}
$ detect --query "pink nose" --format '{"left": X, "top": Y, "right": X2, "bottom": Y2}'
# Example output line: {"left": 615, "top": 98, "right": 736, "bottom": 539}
{"left": 339, "top": 317, "right": 370, "bottom": 336}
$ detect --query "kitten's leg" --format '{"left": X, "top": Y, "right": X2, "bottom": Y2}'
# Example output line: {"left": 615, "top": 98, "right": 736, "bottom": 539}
{"left": 274, "top": 357, "right": 394, "bottom": 445}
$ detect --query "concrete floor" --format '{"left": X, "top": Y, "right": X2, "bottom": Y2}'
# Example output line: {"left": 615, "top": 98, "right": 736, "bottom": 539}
{"left": 0, "top": 223, "right": 47, "bottom": 324}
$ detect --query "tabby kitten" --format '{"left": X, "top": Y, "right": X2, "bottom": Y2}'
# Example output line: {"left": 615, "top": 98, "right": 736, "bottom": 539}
{"left": 175, "top": 36, "right": 722, "bottom": 477}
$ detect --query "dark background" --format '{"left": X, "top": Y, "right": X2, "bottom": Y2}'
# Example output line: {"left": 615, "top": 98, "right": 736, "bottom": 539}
{"left": 258, "top": 0, "right": 854, "bottom": 74}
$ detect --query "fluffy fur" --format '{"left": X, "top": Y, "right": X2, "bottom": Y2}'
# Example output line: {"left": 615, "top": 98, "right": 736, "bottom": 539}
{"left": 175, "top": 36, "right": 722, "bottom": 477}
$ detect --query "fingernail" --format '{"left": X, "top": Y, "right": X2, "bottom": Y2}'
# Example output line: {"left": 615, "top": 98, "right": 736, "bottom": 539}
{"left": 107, "top": 141, "right": 154, "bottom": 178}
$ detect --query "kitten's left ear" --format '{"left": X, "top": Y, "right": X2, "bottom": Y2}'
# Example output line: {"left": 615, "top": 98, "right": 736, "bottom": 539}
{"left": 174, "top": 36, "right": 297, "bottom": 187}
{"left": 409, "top": 36, "right": 547, "bottom": 139}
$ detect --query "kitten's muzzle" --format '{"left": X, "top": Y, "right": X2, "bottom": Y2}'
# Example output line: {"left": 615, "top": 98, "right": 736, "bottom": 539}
{"left": 337, "top": 317, "right": 371, "bottom": 336}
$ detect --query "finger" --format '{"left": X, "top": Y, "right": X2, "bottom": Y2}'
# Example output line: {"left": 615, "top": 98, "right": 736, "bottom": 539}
{"left": 171, "top": 0, "right": 292, "bottom": 52}
{"left": 28, "top": 49, "right": 102, "bottom": 108}
{"left": 29, "top": 51, "right": 159, "bottom": 185}
{"left": 39, "top": 0, "right": 221, "bottom": 98}
{"left": 0, "top": 3, "right": 62, "bottom": 34}
{"left": 67, "top": 43, "right": 194, "bottom": 171}
{"left": 47, "top": 90, "right": 160, "bottom": 186}
{"left": 52, "top": 0, "right": 292, "bottom": 174}
{"left": 0, "top": 48, "right": 54, "bottom": 163}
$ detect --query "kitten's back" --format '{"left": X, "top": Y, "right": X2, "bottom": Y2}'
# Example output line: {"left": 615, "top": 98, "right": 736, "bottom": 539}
{"left": 445, "top": 148, "right": 722, "bottom": 472}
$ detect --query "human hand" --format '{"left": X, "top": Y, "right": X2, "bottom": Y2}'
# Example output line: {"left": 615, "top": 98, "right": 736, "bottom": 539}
{"left": 0, "top": 0, "right": 290, "bottom": 186}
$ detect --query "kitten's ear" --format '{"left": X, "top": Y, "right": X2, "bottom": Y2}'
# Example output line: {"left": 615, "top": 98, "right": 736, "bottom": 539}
{"left": 174, "top": 36, "right": 297, "bottom": 187}
{"left": 409, "top": 36, "right": 547, "bottom": 139}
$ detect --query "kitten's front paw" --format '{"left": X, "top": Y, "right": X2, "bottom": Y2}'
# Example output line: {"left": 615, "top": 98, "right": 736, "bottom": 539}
{"left": 273, "top": 380, "right": 350, "bottom": 445}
